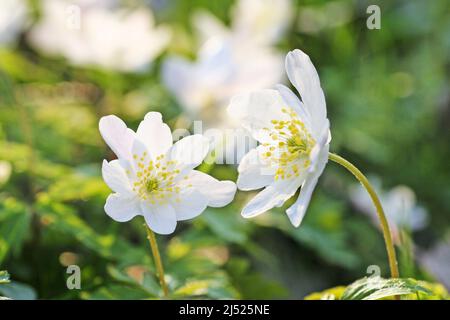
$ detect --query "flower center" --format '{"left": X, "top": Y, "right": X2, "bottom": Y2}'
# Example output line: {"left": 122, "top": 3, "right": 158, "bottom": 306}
{"left": 145, "top": 178, "right": 159, "bottom": 193}
{"left": 262, "top": 107, "right": 315, "bottom": 180}
{"left": 131, "top": 152, "right": 186, "bottom": 205}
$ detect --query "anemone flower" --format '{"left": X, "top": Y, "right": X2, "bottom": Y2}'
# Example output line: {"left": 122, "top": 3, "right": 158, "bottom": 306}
{"left": 228, "top": 49, "right": 400, "bottom": 279}
{"left": 228, "top": 49, "right": 330, "bottom": 227}
{"left": 99, "top": 112, "right": 236, "bottom": 235}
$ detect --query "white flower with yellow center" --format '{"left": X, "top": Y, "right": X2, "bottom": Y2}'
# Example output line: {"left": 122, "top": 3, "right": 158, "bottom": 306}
{"left": 99, "top": 112, "right": 237, "bottom": 234}
{"left": 228, "top": 49, "right": 331, "bottom": 227}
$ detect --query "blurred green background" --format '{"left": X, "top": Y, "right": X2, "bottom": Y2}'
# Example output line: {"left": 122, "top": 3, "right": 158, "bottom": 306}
{"left": 0, "top": 0, "right": 449, "bottom": 299}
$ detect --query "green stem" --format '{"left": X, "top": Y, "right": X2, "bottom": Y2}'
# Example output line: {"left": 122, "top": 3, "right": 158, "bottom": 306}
{"left": 328, "top": 152, "right": 399, "bottom": 279}
{"left": 144, "top": 223, "right": 169, "bottom": 297}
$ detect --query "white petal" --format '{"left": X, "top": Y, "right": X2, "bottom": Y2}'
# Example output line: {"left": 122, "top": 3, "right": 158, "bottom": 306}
{"left": 168, "top": 134, "right": 209, "bottom": 172}
{"left": 171, "top": 187, "right": 208, "bottom": 221}
{"left": 237, "top": 147, "right": 274, "bottom": 191}
{"left": 102, "top": 159, "right": 132, "bottom": 195}
{"left": 105, "top": 193, "right": 141, "bottom": 222}
{"left": 227, "top": 89, "right": 289, "bottom": 143}
{"left": 142, "top": 202, "right": 177, "bottom": 235}
{"left": 274, "top": 84, "right": 311, "bottom": 128}
{"left": 187, "top": 170, "right": 237, "bottom": 207}
{"left": 285, "top": 49, "right": 327, "bottom": 135}
{"left": 286, "top": 148, "right": 329, "bottom": 227}
{"left": 136, "top": 112, "right": 173, "bottom": 159}
{"left": 130, "top": 137, "right": 151, "bottom": 170}
{"left": 241, "top": 178, "right": 303, "bottom": 218}
{"left": 308, "top": 120, "right": 330, "bottom": 173}
{"left": 99, "top": 115, "right": 135, "bottom": 160}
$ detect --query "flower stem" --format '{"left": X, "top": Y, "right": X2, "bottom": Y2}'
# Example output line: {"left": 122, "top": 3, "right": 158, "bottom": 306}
{"left": 144, "top": 223, "right": 169, "bottom": 297}
{"left": 328, "top": 152, "right": 399, "bottom": 279}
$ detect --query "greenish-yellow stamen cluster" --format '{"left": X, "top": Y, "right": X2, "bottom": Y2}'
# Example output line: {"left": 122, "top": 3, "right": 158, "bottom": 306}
{"left": 131, "top": 152, "right": 186, "bottom": 205}
{"left": 262, "top": 107, "right": 315, "bottom": 180}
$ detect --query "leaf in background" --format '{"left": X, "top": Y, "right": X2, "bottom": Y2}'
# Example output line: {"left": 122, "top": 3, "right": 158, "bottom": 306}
{"left": 80, "top": 284, "right": 151, "bottom": 300}
{"left": 341, "top": 276, "right": 431, "bottom": 300}
{"left": 202, "top": 208, "right": 250, "bottom": 244}
{"left": 0, "top": 281, "right": 37, "bottom": 300}
{"left": 304, "top": 286, "right": 346, "bottom": 300}
{"left": 0, "top": 270, "right": 10, "bottom": 284}
{"left": 0, "top": 197, "right": 32, "bottom": 263}
{"left": 254, "top": 205, "right": 360, "bottom": 269}
{"left": 107, "top": 265, "right": 159, "bottom": 297}
{"left": 36, "top": 194, "right": 151, "bottom": 267}
{"left": 173, "top": 275, "right": 238, "bottom": 299}
{"left": 227, "top": 258, "right": 288, "bottom": 299}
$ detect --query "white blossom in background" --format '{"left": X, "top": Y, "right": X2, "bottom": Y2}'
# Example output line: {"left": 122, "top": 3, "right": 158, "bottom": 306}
{"left": 28, "top": 0, "right": 170, "bottom": 72}
{"left": 99, "top": 112, "right": 236, "bottom": 234}
{"left": 228, "top": 49, "right": 331, "bottom": 227}
{"left": 0, "top": 0, "right": 28, "bottom": 46}
{"left": 193, "top": 0, "right": 292, "bottom": 46}
{"left": 163, "top": 38, "right": 283, "bottom": 122}
{"left": 350, "top": 181, "right": 429, "bottom": 242}
{"left": 162, "top": 0, "right": 291, "bottom": 161}
{"left": 418, "top": 241, "right": 450, "bottom": 290}
{"left": 163, "top": 39, "right": 283, "bottom": 163}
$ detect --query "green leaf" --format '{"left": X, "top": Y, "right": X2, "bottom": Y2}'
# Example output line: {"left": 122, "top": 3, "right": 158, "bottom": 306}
{"left": 341, "top": 276, "right": 432, "bottom": 300}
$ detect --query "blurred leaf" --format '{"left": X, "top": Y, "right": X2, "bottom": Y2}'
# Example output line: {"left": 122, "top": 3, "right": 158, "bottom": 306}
{"left": 202, "top": 208, "right": 249, "bottom": 244}
{"left": 35, "top": 194, "right": 152, "bottom": 268}
{"left": 0, "top": 270, "right": 10, "bottom": 284}
{"left": 0, "top": 281, "right": 37, "bottom": 300}
{"left": 0, "top": 49, "right": 56, "bottom": 82}
{"left": 107, "top": 265, "right": 159, "bottom": 297}
{"left": 227, "top": 258, "right": 288, "bottom": 299}
{"left": 80, "top": 284, "right": 151, "bottom": 300}
{"left": 0, "top": 197, "right": 32, "bottom": 263}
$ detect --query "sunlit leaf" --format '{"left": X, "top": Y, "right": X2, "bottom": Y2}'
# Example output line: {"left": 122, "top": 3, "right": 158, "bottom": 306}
{"left": 341, "top": 276, "right": 431, "bottom": 300}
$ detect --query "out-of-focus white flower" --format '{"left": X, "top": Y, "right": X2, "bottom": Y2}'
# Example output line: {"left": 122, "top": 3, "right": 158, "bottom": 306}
{"left": 163, "top": 0, "right": 291, "bottom": 162}
{"left": 297, "top": 0, "right": 353, "bottom": 35}
{"left": 163, "top": 38, "right": 283, "bottom": 119}
{"left": 99, "top": 112, "right": 236, "bottom": 234}
{"left": 231, "top": 0, "right": 292, "bottom": 46}
{"left": 418, "top": 241, "right": 450, "bottom": 290}
{"left": 0, "top": 0, "right": 28, "bottom": 46}
{"left": 350, "top": 182, "right": 429, "bottom": 241}
{"left": 163, "top": 38, "right": 283, "bottom": 163}
{"left": 227, "top": 49, "right": 331, "bottom": 227}
{"left": 28, "top": 0, "right": 170, "bottom": 72}
{"left": 194, "top": 0, "right": 292, "bottom": 46}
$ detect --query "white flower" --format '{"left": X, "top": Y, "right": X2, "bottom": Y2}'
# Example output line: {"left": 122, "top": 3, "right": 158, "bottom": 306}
{"left": 0, "top": 0, "right": 28, "bottom": 46}
{"left": 28, "top": 0, "right": 170, "bottom": 72}
{"left": 350, "top": 182, "right": 428, "bottom": 241}
{"left": 99, "top": 112, "right": 237, "bottom": 234}
{"left": 227, "top": 49, "right": 331, "bottom": 227}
